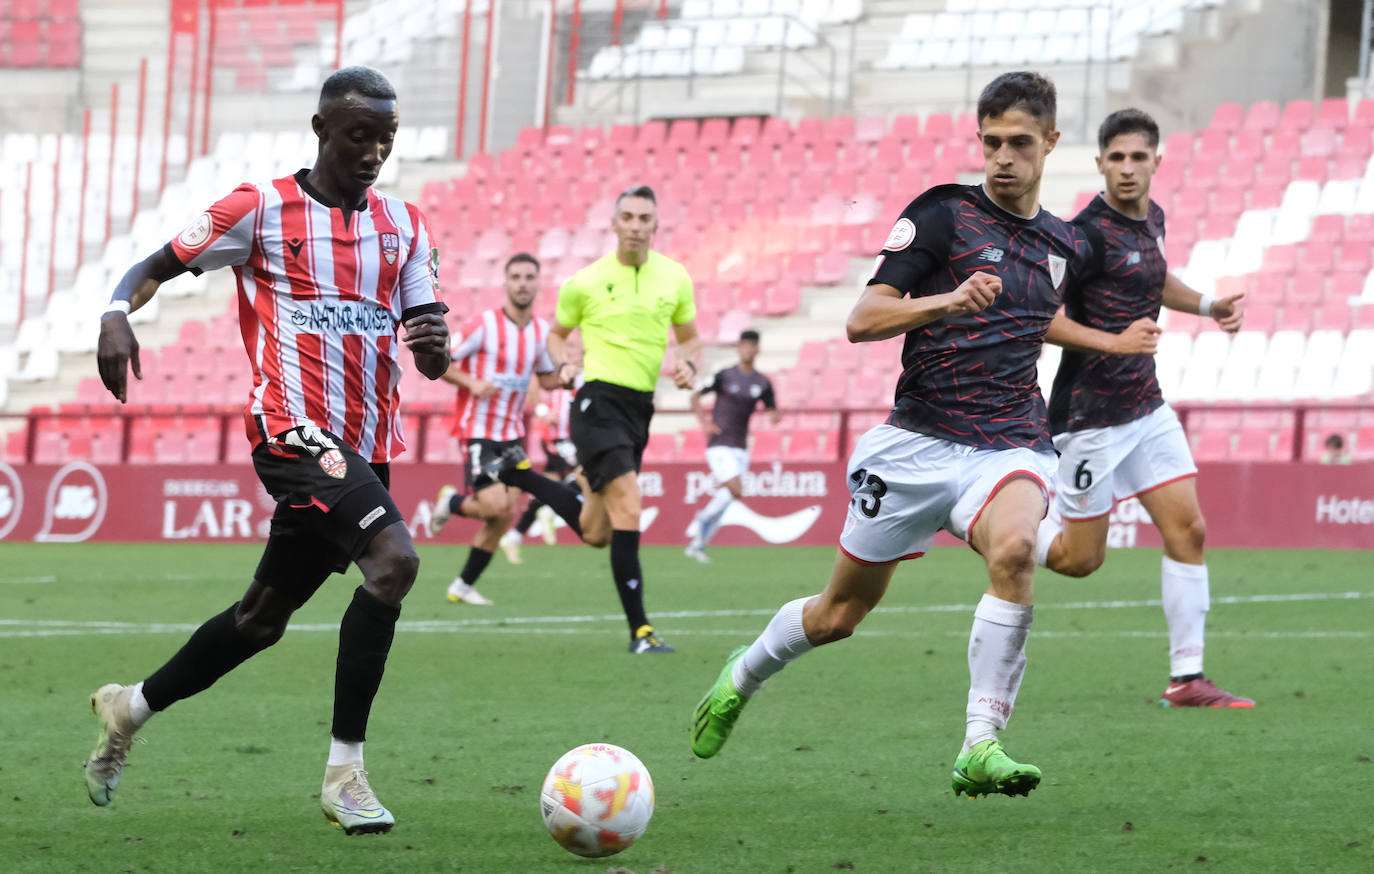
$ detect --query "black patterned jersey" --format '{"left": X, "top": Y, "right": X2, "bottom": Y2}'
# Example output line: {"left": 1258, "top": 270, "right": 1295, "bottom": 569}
{"left": 869, "top": 184, "right": 1093, "bottom": 452}
{"left": 1047, "top": 194, "right": 1167, "bottom": 434}
{"left": 699, "top": 365, "right": 776, "bottom": 449}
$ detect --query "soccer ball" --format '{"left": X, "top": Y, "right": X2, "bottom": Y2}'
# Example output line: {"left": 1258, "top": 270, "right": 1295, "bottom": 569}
{"left": 540, "top": 743, "right": 654, "bottom": 858}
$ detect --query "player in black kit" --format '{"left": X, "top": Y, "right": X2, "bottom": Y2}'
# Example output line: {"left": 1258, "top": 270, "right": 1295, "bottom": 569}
{"left": 1037, "top": 108, "right": 1253, "bottom": 709}
{"left": 685, "top": 329, "right": 780, "bottom": 562}
{"left": 691, "top": 73, "right": 1158, "bottom": 796}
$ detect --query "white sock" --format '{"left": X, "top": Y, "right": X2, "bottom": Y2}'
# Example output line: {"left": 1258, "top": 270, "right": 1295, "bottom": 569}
{"left": 328, "top": 738, "right": 364, "bottom": 766}
{"left": 1161, "top": 557, "right": 1209, "bottom": 677}
{"left": 1035, "top": 512, "right": 1062, "bottom": 568}
{"left": 964, "top": 594, "right": 1033, "bottom": 753}
{"left": 696, "top": 488, "right": 735, "bottom": 545}
{"left": 732, "top": 596, "right": 815, "bottom": 697}
{"left": 128, "top": 681, "right": 153, "bottom": 726}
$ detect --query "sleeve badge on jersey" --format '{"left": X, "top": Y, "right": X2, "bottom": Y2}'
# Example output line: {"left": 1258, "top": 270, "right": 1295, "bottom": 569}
{"left": 883, "top": 217, "right": 915, "bottom": 252}
{"left": 177, "top": 212, "right": 213, "bottom": 250}
{"left": 380, "top": 232, "right": 399, "bottom": 265}
{"left": 1047, "top": 253, "right": 1067, "bottom": 290}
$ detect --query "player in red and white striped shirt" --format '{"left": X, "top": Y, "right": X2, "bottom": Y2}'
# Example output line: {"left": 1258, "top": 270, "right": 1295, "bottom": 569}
{"left": 427, "top": 253, "right": 587, "bottom": 604}
{"left": 88, "top": 67, "right": 448, "bottom": 834}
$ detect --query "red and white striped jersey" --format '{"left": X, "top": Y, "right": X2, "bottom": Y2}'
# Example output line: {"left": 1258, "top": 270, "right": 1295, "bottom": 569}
{"left": 541, "top": 383, "right": 577, "bottom": 441}
{"left": 166, "top": 171, "right": 446, "bottom": 463}
{"left": 450, "top": 307, "right": 555, "bottom": 442}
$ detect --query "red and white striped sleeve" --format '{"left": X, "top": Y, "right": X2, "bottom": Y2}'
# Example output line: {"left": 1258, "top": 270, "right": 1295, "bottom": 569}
{"left": 166, "top": 183, "right": 260, "bottom": 275}
{"left": 450, "top": 314, "right": 487, "bottom": 362}
{"left": 533, "top": 319, "right": 555, "bottom": 374}
{"left": 398, "top": 207, "right": 445, "bottom": 317}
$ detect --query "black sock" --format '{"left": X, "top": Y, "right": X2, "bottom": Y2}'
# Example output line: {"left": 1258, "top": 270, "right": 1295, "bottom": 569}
{"left": 332, "top": 586, "right": 401, "bottom": 742}
{"left": 610, "top": 529, "right": 649, "bottom": 634}
{"left": 142, "top": 603, "right": 272, "bottom": 711}
{"left": 460, "top": 547, "right": 494, "bottom": 585}
{"left": 514, "top": 498, "right": 544, "bottom": 535}
{"left": 1170, "top": 672, "right": 1204, "bottom": 683}
{"left": 500, "top": 467, "right": 583, "bottom": 537}
{"left": 448, "top": 493, "right": 465, "bottom": 516}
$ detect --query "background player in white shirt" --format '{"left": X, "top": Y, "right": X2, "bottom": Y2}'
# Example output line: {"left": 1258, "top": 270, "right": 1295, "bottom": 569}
{"left": 427, "top": 253, "right": 584, "bottom": 604}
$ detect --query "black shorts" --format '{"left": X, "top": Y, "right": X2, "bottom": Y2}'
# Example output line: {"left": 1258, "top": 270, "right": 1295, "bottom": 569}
{"left": 542, "top": 438, "right": 578, "bottom": 477}
{"left": 464, "top": 438, "right": 523, "bottom": 493}
{"left": 251, "top": 427, "right": 403, "bottom": 596}
{"left": 569, "top": 380, "right": 654, "bottom": 492}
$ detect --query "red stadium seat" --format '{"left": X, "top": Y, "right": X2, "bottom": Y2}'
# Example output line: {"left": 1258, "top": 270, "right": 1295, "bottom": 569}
{"left": 1317, "top": 97, "right": 1349, "bottom": 129}
{"left": 728, "top": 116, "right": 760, "bottom": 147}
{"left": 1278, "top": 99, "right": 1315, "bottom": 131}
{"left": 1210, "top": 103, "right": 1244, "bottom": 131}
{"left": 680, "top": 430, "right": 706, "bottom": 459}
{"left": 750, "top": 429, "right": 783, "bottom": 460}
{"left": 890, "top": 114, "right": 920, "bottom": 143}
{"left": 855, "top": 115, "right": 888, "bottom": 143}
{"left": 643, "top": 433, "right": 677, "bottom": 463}
{"left": 1242, "top": 101, "right": 1280, "bottom": 132}
{"left": 923, "top": 113, "right": 952, "bottom": 141}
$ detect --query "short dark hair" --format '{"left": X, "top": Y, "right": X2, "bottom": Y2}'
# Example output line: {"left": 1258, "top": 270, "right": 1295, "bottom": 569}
{"left": 1097, "top": 108, "right": 1160, "bottom": 151}
{"left": 505, "top": 252, "right": 540, "bottom": 273}
{"left": 318, "top": 65, "right": 396, "bottom": 110}
{"left": 615, "top": 185, "right": 657, "bottom": 211}
{"left": 739, "top": 330, "right": 760, "bottom": 342}
{"left": 976, "top": 71, "right": 1057, "bottom": 129}
{"left": 1326, "top": 433, "right": 1345, "bottom": 449}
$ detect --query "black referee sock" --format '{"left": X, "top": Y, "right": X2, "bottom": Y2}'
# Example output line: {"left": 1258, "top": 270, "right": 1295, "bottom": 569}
{"left": 500, "top": 467, "right": 583, "bottom": 538}
{"left": 448, "top": 493, "right": 465, "bottom": 516}
{"left": 610, "top": 529, "right": 649, "bottom": 634}
{"left": 515, "top": 498, "right": 544, "bottom": 535}
{"left": 460, "top": 547, "right": 494, "bottom": 585}
{"left": 142, "top": 603, "right": 273, "bottom": 711}
{"left": 332, "top": 586, "right": 401, "bottom": 743}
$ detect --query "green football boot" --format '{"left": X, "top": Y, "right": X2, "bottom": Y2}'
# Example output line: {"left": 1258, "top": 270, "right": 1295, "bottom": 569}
{"left": 951, "top": 739, "right": 1042, "bottom": 798}
{"left": 691, "top": 646, "right": 750, "bottom": 758}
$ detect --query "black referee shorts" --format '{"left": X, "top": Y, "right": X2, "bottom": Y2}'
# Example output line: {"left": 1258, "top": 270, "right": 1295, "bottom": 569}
{"left": 570, "top": 380, "right": 654, "bottom": 492}
{"left": 251, "top": 427, "right": 403, "bottom": 606}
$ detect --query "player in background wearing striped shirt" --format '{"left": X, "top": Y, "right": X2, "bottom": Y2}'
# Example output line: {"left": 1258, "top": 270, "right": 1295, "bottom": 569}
{"left": 426, "top": 252, "right": 586, "bottom": 604}
{"left": 499, "top": 380, "right": 583, "bottom": 562}
{"left": 86, "top": 67, "right": 448, "bottom": 834}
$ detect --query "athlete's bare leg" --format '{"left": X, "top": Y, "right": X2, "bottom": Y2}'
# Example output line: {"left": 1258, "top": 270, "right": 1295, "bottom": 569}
{"left": 969, "top": 478, "right": 1046, "bottom": 604}
{"left": 1044, "top": 514, "right": 1110, "bottom": 578}
{"left": 800, "top": 550, "right": 897, "bottom": 644}
{"left": 1137, "top": 477, "right": 1205, "bottom": 563}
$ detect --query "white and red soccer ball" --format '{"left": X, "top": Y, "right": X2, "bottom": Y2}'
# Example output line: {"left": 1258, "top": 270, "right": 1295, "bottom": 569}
{"left": 540, "top": 743, "right": 654, "bottom": 858}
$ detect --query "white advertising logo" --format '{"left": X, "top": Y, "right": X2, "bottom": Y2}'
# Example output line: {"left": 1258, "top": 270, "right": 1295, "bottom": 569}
{"left": 35, "top": 462, "right": 108, "bottom": 543}
{"left": 0, "top": 462, "right": 23, "bottom": 541}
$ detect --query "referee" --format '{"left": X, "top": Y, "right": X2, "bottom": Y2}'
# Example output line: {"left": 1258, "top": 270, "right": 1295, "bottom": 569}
{"left": 547, "top": 185, "right": 701, "bottom": 654}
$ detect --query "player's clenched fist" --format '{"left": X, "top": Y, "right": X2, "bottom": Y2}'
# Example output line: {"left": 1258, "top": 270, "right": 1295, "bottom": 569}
{"left": 1113, "top": 317, "right": 1162, "bottom": 355}
{"left": 947, "top": 272, "right": 1001, "bottom": 315}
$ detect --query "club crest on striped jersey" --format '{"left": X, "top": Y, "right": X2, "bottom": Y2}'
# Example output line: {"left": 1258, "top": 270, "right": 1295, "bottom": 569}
{"left": 319, "top": 449, "right": 348, "bottom": 479}
{"left": 1047, "top": 253, "right": 1067, "bottom": 290}
{"left": 380, "top": 232, "right": 400, "bottom": 265}
{"left": 883, "top": 218, "right": 915, "bottom": 252}
{"left": 178, "top": 212, "right": 213, "bottom": 250}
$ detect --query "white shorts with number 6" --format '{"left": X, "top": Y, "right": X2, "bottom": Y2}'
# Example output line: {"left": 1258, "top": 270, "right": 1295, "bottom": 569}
{"left": 1051, "top": 403, "right": 1197, "bottom": 521}
{"left": 838, "top": 425, "right": 1057, "bottom": 564}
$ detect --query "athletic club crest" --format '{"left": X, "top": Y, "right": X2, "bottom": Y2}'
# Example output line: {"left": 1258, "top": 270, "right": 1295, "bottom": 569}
{"left": 1047, "top": 253, "right": 1067, "bottom": 290}
{"left": 319, "top": 449, "right": 348, "bottom": 479}
{"left": 380, "top": 232, "right": 399, "bottom": 265}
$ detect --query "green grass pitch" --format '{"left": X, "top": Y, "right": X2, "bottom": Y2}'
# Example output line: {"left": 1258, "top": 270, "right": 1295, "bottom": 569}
{"left": 1, "top": 542, "right": 1370, "bottom": 873}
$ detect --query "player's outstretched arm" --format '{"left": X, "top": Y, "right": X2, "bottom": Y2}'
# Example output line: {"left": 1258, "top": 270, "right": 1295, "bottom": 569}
{"left": 97, "top": 247, "right": 188, "bottom": 403}
{"left": 1047, "top": 311, "right": 1161, "bottom": 355}
{"left": 846, "top": 274, "right": 1000, "bottom": 342}
{"left": 1162, "top": 272, "right": 1244, "bottom": 333}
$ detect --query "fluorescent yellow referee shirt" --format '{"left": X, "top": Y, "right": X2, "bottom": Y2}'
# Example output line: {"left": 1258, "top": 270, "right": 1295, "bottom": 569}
{"left": 555, "top": 250, "right": 696, "bottom": 393}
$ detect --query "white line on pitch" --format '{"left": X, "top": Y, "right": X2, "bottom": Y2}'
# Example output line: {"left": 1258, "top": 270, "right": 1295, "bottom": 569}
{"left": 0, "top": 576, "right": 58, "bottom": 584}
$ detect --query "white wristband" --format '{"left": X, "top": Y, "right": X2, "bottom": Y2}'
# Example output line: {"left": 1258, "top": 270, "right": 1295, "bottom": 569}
{"left": 104, "top": 300, "right": 131, "bottom": 315}
{"left": 1197, "top": 294, "right": 1214, "bottom": 318}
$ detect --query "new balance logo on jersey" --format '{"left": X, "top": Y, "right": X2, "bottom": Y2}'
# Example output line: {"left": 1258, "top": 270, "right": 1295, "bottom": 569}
{"left": 979, "top": 247, "right": 1005, "bottom": 263}
{"left": 1127, "top": 251, "right": 1142, "bottom": 265}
